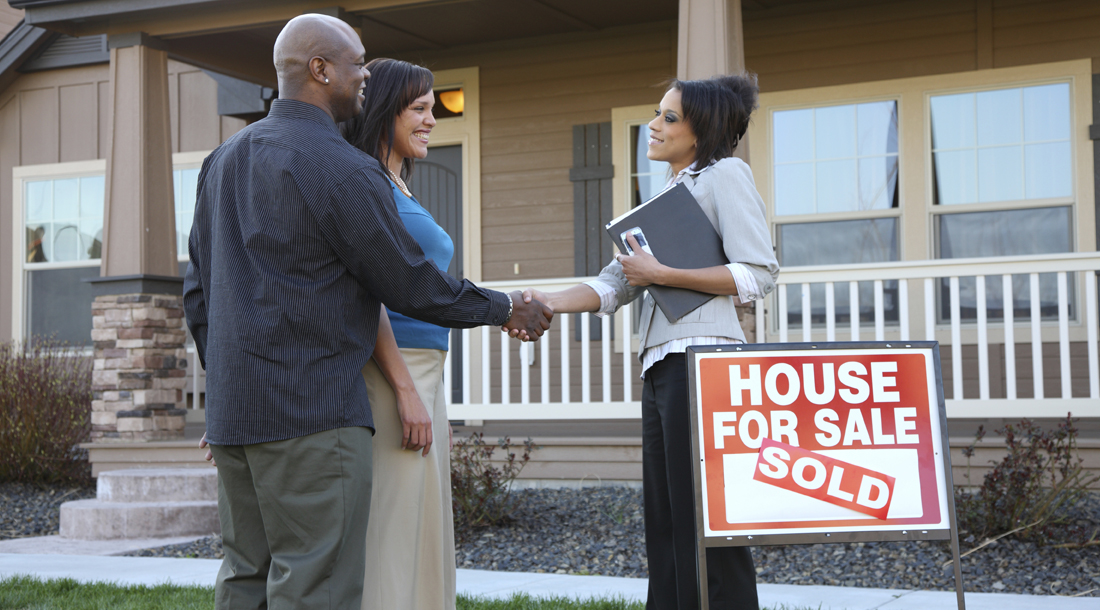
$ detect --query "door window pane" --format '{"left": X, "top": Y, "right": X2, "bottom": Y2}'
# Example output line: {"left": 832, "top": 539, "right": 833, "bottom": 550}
{"left": 773, "top": 101, "right": 898, "bottom": 216}
{"left": 932, "top": 83, "right": 1071, "bottom": 205}
{"left": 24, "top": 176, "right": 104, "bottom": 263}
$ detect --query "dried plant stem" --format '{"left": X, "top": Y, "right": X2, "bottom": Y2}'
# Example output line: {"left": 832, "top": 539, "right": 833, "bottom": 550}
{"left": 941, "top": 518, "right": 1044, "bottom": 569}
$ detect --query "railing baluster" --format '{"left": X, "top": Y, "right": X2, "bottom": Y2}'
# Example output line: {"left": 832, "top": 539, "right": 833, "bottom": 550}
{"left": 561, "top": 313, "right": 571, "bottom": 403}
{"left": 976, "top": 275, "right": 989, "bottom": 400}
{"left": 602, "top": 314, "right": 612, "bottom": 402}
{"left": 540, "top": 328, "right": 550, "bottom": 404}
{"left": 444, "top": 332, "right": 452, "bottom": 405}
{"left": 1087, "top": 271, "right": 1098, "bottom": 399}
{"left": 581, "top": 313, "right": 591, "bottom": 403}
{"left": 622, "top": 302, "right": 632, "bottom": 402}
{"left": 950, "top": 276, "right": 962, "bottom": 400}
{"left": 849, "top": 281, "right": 860, "bottom": 341}
{"left": 924, "top": 278, "right": 935, "bottom": 341}
{"left": 481, "top": 326, "right": 490, "bottom": 404}
{"left": 1030, "top": 273, "right": 1044, "bottom": 400}
{"left": 899, "top": 279, "right": 909, "bottom": 341}
{"left": 500, "top": 330, "right": 510, "bottom": 405}
{"left": 520, "top": 341, "right": 530, "bottom": 405}
{"left": 825, "top": 281, "right": 836, "bottom": 342}
{"left": 779, "top": 287, "right": 789, "bottom": 343}
{"left": 801, "top": 283, "right": 811, "bottom": 342}
{"left": 462, "top": 328, "right": 471, "bottom": 405}
{"left": 755, "top": 298, "right": 765, "bottom": 344}
{"left": 1003, "top": 275, "right": 1016, "bottom": 400}
{"left": 874, "top": 279, "right": 884, "bottom": 341}
{"left": 1058, "top": 272, "right": 1070, "bottom": 398}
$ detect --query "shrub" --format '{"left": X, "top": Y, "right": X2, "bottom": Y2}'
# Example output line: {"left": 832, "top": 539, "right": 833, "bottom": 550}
{"left": 954, "top": 415, "right": 1099, "bottom": 546}
{"left": 0, "top": 338, "right": 93, "bottom": 484}
{"left": 450, "top": 433, "right": 536, "bottom": 530}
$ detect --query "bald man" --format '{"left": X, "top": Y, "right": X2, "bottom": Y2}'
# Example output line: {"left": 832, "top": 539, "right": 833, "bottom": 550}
{"left": 183, "top": 14, "right": 551, "bottom": 610}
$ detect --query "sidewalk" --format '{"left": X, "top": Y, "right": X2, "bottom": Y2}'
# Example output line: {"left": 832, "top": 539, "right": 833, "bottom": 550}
{"left": 0, "top": 552, "right": 1095, "bottom": 609}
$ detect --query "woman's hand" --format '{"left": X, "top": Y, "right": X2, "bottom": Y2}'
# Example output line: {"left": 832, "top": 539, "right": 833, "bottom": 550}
{"left": 522, "top": 288, "right": 551, "bottom": 308}
{"left": 616, "top": 233, "right": 666, "bottom": 287}
{"left": 396, "top": 389, "right": 433, "bottom": 456}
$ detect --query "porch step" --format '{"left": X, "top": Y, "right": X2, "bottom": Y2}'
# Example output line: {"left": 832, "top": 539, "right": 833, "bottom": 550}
{"left": 59, "top": 468, "right": 219, "bottom": 540}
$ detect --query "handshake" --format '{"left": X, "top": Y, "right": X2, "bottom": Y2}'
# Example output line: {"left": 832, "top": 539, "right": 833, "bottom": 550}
{"left": 500, "top": 289, "right": 557, "bottom": 342}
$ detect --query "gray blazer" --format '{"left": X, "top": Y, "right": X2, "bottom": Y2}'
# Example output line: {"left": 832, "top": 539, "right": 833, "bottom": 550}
{"left": 595, "top": 157, "right": 780, "bottom": 358}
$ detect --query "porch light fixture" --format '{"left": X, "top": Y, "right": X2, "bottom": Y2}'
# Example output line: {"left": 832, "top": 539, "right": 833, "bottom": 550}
{"left": 439, "top": 89, "right": 464, "bottom": 114}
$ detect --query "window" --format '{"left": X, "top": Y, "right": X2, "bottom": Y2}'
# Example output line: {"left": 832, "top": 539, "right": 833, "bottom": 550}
{"left": 630, "top": 123, "right": 670, "bottom": 207}
{"left": 930, "top": 82, "right": 1074, "bottom": 321}
{"left": 14, "top": 155, "right": 209, "bottom": 345}
{"left": 771, "top": 100, "right": 901, "bottom": 328}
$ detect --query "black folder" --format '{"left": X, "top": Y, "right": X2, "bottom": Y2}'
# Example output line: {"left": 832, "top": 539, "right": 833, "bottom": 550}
{"left": 605, "top": 182, "right": 728, "bottom": 322}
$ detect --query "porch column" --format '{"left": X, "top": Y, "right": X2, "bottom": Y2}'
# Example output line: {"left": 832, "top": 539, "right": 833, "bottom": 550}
{"left": 88, "top": 33, "right": 187, "bottom": 443}
{"left": 677, "top": 0, "right": 759, "bottom": 342}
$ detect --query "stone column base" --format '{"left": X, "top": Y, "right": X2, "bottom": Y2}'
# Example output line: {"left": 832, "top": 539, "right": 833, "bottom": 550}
{"left": 90, "top": 290, "right": 187, "bottom": 442}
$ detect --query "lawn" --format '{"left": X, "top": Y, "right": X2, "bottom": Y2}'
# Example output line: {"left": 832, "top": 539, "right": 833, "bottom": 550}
{"left": 0, "top": 576, "right": 806, "bottom": 609}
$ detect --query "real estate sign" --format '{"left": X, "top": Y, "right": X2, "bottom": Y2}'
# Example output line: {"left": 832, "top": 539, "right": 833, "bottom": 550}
{"left": 686, "top": 342, "right": 965, "bottom": 609}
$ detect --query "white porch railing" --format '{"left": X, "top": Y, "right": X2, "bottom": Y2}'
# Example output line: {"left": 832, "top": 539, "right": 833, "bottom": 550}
{"left": 184, "top": 253, "right": 1100, "bottom": 422}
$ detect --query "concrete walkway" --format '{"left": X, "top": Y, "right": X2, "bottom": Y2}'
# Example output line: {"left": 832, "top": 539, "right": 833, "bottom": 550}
{"left": 0, "top": 552, "right": 1095, "bottom": 609}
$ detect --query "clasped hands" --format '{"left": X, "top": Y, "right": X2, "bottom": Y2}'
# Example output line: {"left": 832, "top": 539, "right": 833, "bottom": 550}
{"left": 504, "top": 233, "right": 665, "bottom": 340}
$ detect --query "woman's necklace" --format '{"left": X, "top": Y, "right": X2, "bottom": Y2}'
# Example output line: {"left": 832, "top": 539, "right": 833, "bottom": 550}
{"left": 385, "top": 167, "right": 413, "bottom": 198}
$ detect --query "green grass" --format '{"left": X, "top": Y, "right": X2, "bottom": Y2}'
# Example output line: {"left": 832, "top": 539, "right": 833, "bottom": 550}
{"left": 0, "top": 576, "right": 807, "bottom": 609}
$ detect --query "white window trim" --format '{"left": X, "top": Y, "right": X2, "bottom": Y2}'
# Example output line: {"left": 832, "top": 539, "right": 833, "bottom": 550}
{"left": 11, "top": 152, "right": 214, "bottom": 342}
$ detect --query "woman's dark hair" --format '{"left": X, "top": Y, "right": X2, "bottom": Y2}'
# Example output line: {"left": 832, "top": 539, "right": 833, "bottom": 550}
{"left": 341, "top": 58, "right": 433, "bottom": 181}
{"left": 669, "top": 72, "right": 759, "bottom": 168}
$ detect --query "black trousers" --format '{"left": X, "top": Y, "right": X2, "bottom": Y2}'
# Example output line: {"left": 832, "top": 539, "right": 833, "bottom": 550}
{"left": 643, "top": 354, "right": 759, "bottom": 610}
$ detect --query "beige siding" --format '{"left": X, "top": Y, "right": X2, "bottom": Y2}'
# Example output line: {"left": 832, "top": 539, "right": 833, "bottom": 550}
{"left": 406, "top": 23, "right": 677, "bottom": 281}
{"left": 742, "top": 0, "right": 1100, "bottom": 93}
{"left": 0, "top": 5, "right": 22, "bottom": 40}
{"left": 0, "top": 63, "right": 245, "bottom": 343}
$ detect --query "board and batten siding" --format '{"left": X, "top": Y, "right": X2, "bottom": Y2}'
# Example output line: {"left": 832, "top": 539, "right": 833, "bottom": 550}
{"left": 0, "top": 60, "right": 245, "bottom": 343}
{"left": 742, "top": 0, "right": 1100, "bottom": 93}
{"left": 405, "top": 22, "right": 677, "bottom": 281}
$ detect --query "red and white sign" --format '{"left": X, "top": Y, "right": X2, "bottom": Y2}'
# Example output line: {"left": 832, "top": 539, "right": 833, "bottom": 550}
{"left": 694, "top": 348, "right": 950, "bottom": 538}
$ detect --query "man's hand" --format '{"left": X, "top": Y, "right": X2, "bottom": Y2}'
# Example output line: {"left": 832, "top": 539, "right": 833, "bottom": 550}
{"left": 501, "top": 290, "right": 553, "bottom": 341}
{"left": 199, "top": 432, "right": 216, "bottom": 467}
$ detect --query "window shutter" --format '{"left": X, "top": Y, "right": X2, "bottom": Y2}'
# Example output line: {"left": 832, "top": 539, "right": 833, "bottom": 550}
{"left": 571, "top": 122, "right": 614, "bottom": 340}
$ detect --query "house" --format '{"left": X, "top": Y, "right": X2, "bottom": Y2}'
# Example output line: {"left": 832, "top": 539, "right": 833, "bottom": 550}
{"left": 1, "top": 0, "right": 1097, "bottom": 483}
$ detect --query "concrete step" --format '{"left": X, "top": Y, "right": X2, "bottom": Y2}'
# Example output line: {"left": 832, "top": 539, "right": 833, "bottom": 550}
{"left": 97, "top": 468, "right": 217, "bottom": 503}
{"left": 59, "top": 499, "right": 219, "bottom": 540}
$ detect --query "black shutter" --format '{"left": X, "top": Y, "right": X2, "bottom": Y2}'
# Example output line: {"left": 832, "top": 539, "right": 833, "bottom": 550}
{"left": 571, "top": 122, "right": 614, "bottom": 340}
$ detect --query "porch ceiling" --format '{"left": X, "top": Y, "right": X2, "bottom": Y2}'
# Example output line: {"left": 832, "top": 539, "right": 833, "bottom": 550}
{"left": 10, "top": 0, "right": 677, "bottom": 88}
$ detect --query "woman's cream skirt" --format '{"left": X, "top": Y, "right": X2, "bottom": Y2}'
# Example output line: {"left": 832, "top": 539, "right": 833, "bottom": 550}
{"left": 360, "top": 348, "right": 456, "bottom": 610}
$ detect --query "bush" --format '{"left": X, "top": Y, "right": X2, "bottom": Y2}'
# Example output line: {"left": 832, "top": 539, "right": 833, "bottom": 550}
{"left": 955, "top": 415, "right": 1099, "bottom": 546}
{"left": 450, "top": 433, "right": 536, "bottom": 530}
{"left": 0, "top": 338, "right": 93, "bottom": 484}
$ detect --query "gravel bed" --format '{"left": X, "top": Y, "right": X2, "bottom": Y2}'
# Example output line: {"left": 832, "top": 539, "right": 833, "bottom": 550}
{"left": 0, "top": 482, "right": 96, "bottom": 540}
{"left": 125, "top": 487, "right": 1100, "bottom": 597}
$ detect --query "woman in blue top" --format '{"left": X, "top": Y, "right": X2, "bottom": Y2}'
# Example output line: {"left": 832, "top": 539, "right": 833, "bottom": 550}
{"left": 342, "top": 58, "right": 457, "bottom": 610}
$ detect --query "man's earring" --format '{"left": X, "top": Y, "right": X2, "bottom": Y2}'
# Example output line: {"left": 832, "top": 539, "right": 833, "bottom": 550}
{"left": 325, "top": 78, "right": 330, "bottom": 84}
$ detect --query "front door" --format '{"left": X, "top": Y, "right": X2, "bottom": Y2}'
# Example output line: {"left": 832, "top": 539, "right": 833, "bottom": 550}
{"left": 407, "top": 145, "right": 464, "bottom": 402}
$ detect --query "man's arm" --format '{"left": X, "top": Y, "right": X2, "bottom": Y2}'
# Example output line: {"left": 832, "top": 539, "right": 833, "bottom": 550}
{"left": 319, "top": 165, "right": 551, "bottom": 338}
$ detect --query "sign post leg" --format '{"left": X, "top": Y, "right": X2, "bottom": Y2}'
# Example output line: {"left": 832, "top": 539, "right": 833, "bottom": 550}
{"left": 697, "top": 539, "right": 710, "bottom": 610}
{"left": 950, "top": 530, "right": 966, "bottom": 609}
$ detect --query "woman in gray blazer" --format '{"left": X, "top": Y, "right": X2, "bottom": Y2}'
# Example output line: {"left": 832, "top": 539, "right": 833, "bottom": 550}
{"left": 523, "top": 73, "right": 779, "bottom": 610}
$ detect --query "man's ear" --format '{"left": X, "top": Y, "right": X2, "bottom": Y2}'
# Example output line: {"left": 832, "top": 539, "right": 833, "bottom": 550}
{"left": 309, "top": 56, "right": 329, "bottom": 85}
